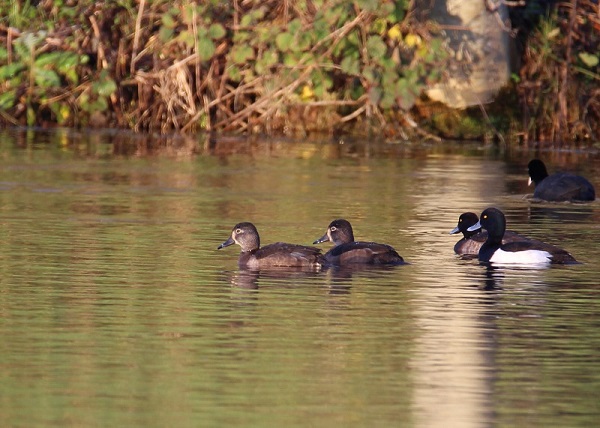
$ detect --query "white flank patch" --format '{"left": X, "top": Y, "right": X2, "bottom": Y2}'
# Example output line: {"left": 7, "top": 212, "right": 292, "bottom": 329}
{"left": 490, "top": 249, "right": 552, "bottom": 266}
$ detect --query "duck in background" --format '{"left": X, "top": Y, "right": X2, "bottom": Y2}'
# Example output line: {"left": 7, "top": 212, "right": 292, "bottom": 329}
{"left": 527, "top": 159, "right": 595, "bottom": 202}
{"left": 467, "top": 207, "right": 578, "bottom": 266}
{"left": 218, "top": 222, "right": 324, "bottom": 269}
{"left": 449, "top": 212, "right": 532, "bottom": 257}
{"left": 313, "top": 219, "right": 405, "bottom": 266}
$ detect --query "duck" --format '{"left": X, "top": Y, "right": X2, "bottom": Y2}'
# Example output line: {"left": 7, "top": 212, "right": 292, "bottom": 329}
{"left": 313, "top": 219, "right": 405, "bottom": 265}
{"left": 527, "top": 159, "right": 595, "bottom": 202}
{"left": 449, "top": 212, "right": 531, "bottom": 256}
{"left": 218, "top": 222, "right": 324, "bottom": 269}
{"left": 467, "top": 207, "right": 578, "bottom": 265}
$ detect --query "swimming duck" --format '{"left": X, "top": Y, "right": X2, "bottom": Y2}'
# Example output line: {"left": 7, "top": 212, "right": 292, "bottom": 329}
{"left": 450, "top": 212, "right": 531, "bottom": 256}
{"left": 313, "top": 219, "right": 405, "bottom": 265}
{"left": 467, "top": 207, "right": 578, "bottom": 265}
{"left": 218, "top": 222, "right": 324, "bottom": 269}
{"left": 527, "top": 159, "right": 595, "bottom": 202}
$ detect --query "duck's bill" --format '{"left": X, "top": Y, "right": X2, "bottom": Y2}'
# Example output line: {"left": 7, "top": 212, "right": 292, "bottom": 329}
{"left": 467, "top": 220, "right": 482, "bottom": 232}
{"left": 312, "top": 233, "right": 330, "bottom": 245}
{"left": 218, "top": 237, "right": 235, "bottom": 249}
{"left": 528, "top": 177, "right": 533, "bottom": 186}
{"left": 449, "top": 226, "right": 460, "bottom": 235}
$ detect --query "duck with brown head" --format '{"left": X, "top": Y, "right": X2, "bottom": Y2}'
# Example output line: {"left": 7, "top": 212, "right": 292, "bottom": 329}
{"left": 218, "top": 222, "right": 325, "bottom": 270}
{"left": 313, "top": 219, "right": 405, "bottom": 266}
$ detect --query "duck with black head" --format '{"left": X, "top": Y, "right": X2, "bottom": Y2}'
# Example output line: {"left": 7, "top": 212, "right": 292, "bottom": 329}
{"left": 527, "top": 159, "right": 595, "bottom": 202}
{"left": 450, "top": 212, "right": 531, "bottom": 256}
{"left": 313, "top": 219, "right": 405, "bottom": 266}
{"left": 467, "top": 207, "right": 578, "bottom": 266}
{"left": 218, "top": 222, "right": 324, "bottom": 269}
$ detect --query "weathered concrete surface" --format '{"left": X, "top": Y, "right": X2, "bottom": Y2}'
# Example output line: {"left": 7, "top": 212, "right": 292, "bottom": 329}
{"left": 416, "top": 0, "right": 512, "bottom": 108}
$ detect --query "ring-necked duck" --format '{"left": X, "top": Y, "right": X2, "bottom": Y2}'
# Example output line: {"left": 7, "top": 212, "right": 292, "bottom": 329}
{"left": 527, "top": 159, "right": 595, "bottom": 202}
{"left": 313, "top": 219, "right": 405, "bottom": 265}
{"left": 450, "top": 212, "right": 530, "bottom": 256}
{"left": 467, "top": 207, "right": 578, "bottom": 265}
{"left": 218, "top": 222, "right": 324, "bottom": 269}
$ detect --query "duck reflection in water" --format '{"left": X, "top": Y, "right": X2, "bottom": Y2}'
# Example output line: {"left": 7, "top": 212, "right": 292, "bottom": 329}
{"left": 322, "top": 264, "right": 403, "bottom": 294}
{"left": 225, "top": 268, "right": 323, "bottom": 289}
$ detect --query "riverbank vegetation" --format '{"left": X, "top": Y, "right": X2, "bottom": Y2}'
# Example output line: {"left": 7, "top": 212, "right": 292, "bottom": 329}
{"left": 0, "top": 0, "right": 599, "bottom": 145}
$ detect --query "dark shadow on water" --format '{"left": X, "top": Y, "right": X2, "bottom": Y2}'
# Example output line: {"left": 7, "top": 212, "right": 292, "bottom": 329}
{"left": 476, "top": 266, "right": 506, "bottom": 291}
{"left": 322, "top": 264, "right": 407, "bottom": 294}
{"left": 223, "top": 267, "right": 323, "bottom": 289}
{"left": 527, "top": 204, "right": 595, "bottom": 224}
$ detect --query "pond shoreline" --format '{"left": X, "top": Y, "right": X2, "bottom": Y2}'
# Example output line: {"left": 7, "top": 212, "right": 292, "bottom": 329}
{"left": 1, "top": 1, "right": 598, "bottom": 145}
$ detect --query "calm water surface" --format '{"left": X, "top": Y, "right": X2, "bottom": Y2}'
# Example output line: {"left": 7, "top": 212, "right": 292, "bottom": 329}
{"left": 1, "top": 129, "right": 599, "bottom": 427}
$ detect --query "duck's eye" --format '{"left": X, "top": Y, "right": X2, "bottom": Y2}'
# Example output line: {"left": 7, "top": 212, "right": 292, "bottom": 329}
{"left": 330, "top": 226, "right": 337, "bottom": 232}
{"left": 235, "top": 228, "right": 242, "bottom": 234}
{"left": 483, "top": 215, "right": 487, "bottom": 219}
{"left": 459, "top": 219, "right": 462, "bottom": 223}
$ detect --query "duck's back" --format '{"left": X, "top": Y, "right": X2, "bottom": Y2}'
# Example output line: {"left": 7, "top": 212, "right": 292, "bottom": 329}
{"left": 239, "top": 242, "right": 324, "bottom": 269}
{"left": 534, "top": 173, "right": 595, "bottom": 202}
{"left": 324, "top": 241, "right": 404, "bottom": 265}
{"left": 455, "top": 230, "right": 529, "bottom": 256}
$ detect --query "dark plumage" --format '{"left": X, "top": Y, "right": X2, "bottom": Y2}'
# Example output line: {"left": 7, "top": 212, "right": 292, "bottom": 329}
{"left": 313, "top": 219, "right": 405, "bottom": 265}
{"left": 467, "top": 207, "right": 578, "bottom": 265}
{"left": 218, "top": 222, "right": 324, "bottom": 269}
{"left": 528, "top": 159, "right": 595, "bottom": 202}
{"left": 449, "top": 212, "right": 530, "bottom": 256}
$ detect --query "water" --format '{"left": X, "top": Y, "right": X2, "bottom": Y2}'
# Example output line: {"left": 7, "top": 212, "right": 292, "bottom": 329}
{"left": 1, "top": 128, "right": 599, "bottom": 427}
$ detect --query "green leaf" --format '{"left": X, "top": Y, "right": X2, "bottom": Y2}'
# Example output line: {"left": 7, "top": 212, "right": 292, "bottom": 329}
{"left": 0, "top": 90, "right": 16, "bottom": 109}
{"left": 35, "top": 52, "right": 64, "bottom": 68}
{"left": 395, "top": 77, "right": 417, "bottom": 110}
{"left": 231, "top": 45, "right": 254, "bottom": 64}
{"left": 362, "top": 66, "right": 378, "bottom": 84}
{"left": 176, "top": 31, "right": 195, "bottom": 49}
{"left": 366, "top": 36, "right": 387, "bottom": 60}
{"left": 159, "top": 27, "right": 174, "bottom": 43}
{"left": 276, "top": 32, "right": 294, "bottom": 52}
{"left": 255, "top": 49, "right": 279, "bottom": 74}
{"left": 340, "top": 56, "right": 360, "bottom": 75}
{"left": 161, "top": 12, "right": 177, "bottom": 29}
{"left": 296, "top": 32, "right": 312, "bottom": 52}
{"left": 198, "top": 37, "right": 215, "bottom": 61}
{"left": 93, "top": 72, "right": 117, "bottom": 97}
{"left": 27, "top": 105, "right": 36, "bottom": 126}
{"left": 387, "top": 3, "right": 406, "bottom": 24}
{"left": 240, "top": 14, "right": 253, "bottom": 27}
{"left": 579, "top": 52, "right": 599, "bottom": 68}
{"left": 34, "top": 69, "right": 61, "bottom": 88}
{"left": 233, "top": 31, "right": 250, "bottom": 44}
{"left": 288, "top": 19, "right": 302, "bottom": 34}
{"left": 379, "top": 90, "right": 396, "bottom": 109}
{"left": 208, "top": 23, "right": 226, "bottom": 40}
{"left": 354, "top": 0, "right": 380, "bottom": 12}
{"left": 0, "top": 63, "right": 25, "bottom": 79}
{"left": 227, "top": 64, "right": 241, "bottom": 82}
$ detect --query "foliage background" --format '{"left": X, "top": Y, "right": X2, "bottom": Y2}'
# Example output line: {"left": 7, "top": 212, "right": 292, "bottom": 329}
{"left": 0, "top": 0, "right": 599, "bottom": 144}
